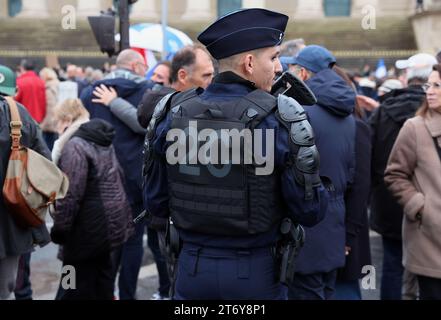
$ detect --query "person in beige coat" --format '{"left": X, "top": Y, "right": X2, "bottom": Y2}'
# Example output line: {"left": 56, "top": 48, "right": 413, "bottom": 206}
{"left": 39, "top": 67, "right": 60, "bottom": 150}
{"left": 385, "top": 64, "right": 441, "bottom": 300}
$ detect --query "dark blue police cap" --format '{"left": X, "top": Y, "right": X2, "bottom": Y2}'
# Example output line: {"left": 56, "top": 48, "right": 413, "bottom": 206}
{"left": 197, "top": 8, "right": 289, "bottom": 60}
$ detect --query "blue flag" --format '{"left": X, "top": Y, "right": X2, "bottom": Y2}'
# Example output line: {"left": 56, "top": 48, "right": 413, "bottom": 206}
{"left": 375, "top": 59, "right": 387, "bottom": 79}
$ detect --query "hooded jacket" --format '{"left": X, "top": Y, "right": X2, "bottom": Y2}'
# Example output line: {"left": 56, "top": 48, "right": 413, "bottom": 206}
{"left": 51, "top": 119, "right": 133, "bottom": 262}
{"left": 295, "top": 69, "right": 356, "bottom": 274}
{"left": 369, "top": 85, "right": 425, "bottom": 239}
{"left": 80, "top": 70, "right": 154, "bottom": 208}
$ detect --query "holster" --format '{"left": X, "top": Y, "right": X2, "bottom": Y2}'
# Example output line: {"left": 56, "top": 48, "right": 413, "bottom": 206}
{"left": 275, "top": 218, "right": 305, "bottom": 287}
{"left": 165, "top": 219, "right": 182, "bottom": 298}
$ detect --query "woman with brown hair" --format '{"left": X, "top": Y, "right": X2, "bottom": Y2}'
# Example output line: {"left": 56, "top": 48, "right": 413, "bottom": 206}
{"left": 385, "top": 64, "right": 441, "bottom": 300}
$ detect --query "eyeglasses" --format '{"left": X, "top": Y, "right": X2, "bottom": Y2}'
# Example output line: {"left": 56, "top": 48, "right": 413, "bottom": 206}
{"left": 423, "top": 82, "right": 441, "bottom": 92}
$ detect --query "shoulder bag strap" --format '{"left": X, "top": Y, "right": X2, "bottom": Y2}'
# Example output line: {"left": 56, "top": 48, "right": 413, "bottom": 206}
{"left": 4, "top": 97, "right": 23, "bottom": 149}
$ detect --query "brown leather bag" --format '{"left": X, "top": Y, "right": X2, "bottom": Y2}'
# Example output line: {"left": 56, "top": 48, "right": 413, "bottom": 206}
{"left": 2, "top": 97, "right": 69, "bottom": 228}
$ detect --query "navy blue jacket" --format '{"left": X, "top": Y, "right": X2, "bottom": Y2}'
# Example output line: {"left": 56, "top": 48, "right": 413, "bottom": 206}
{"left": 295, "top": 69, "right": 356, "bottom": 274}
{"left": 144, "top": 73, "right": 329, "bottom": 249}
{"left": 338, "top": 118, "right": 372, "bottom": 281}
{"left": 81, "top": 73, "right": 153, "bottom": 208}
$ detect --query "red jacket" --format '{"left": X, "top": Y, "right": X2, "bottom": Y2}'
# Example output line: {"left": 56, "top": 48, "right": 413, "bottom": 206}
{"left": 15, "top": 71, "right": 46, "bottom": 123}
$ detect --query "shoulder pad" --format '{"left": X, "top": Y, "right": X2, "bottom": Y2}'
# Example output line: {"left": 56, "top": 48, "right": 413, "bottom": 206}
{"left": 172, "top": 88, "right": 202, "bottom": 105}
{"left": 277, "top": 94, "right": 307, "bottom": 122}
{"left": 151, "top": 92, "right": 175, "bottom": 120}
{"left": 146, "top": 92, "right": 176, "bottom": 140}
{"left": 290, "top": 119, "right": 315, "bottom": 147}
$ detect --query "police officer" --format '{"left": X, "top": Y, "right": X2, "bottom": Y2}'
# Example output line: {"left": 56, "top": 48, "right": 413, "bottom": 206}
{"left": 143, "top": 8, "right": 329, "bottom": 300}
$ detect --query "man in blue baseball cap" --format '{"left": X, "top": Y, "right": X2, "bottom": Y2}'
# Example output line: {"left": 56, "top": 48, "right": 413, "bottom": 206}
{"left": 289, "top": 45, "right": 357, "bottom": 300}
{"left": 143, "top": 9, "right": 329, "bottom": 300}
{"left": 291, "top": 45, "right": 337, "bottom": 77}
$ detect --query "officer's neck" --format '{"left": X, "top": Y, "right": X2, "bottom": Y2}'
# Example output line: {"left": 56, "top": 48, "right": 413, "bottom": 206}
{"left": 214, "top": 71, "right": 257, "bottom": 90}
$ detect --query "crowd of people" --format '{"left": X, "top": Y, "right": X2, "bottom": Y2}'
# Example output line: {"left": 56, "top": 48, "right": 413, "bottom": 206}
{"left": 1, "top": 7, "right": 441, "bottom": 301}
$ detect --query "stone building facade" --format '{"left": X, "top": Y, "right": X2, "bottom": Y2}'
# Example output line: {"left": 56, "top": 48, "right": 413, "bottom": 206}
{"left": 0, "top": 0, "right": 428, "bottom": 21}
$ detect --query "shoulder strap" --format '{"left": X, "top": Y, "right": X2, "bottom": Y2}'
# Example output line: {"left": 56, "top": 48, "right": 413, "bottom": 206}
{"left": 4, "top": 97, "right": 22, "bottom": 149}
{"left": 171, "top": 88, "right": 202, "bottom": 106}
{"left": 243, "top": 89, "right": 277, "bottom": 114}
{"left": 241, "top": 89, "right": 277, "bottom": 128}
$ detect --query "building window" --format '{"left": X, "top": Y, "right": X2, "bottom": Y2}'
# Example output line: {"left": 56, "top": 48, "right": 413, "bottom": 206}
{"left": 8, "top": 0, "right": 22, "bottom": 17}
{"left": 323, "top": 0, "right": 351, "bottom": 17}
{"left": 217, "top": 0, "right": 242, "bottom": 18}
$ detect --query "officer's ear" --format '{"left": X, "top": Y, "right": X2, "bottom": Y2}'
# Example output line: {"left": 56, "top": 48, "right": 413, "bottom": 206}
{"left": 243, "top": 54, "right": 255, "bottom": 75}
{"left": 298, "top": 67, "right": 310, "bottom": 82}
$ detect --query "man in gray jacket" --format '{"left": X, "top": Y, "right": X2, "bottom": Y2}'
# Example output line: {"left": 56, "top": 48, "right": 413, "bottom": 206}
{"left": 0, "top": 64, "right": 51, "bottom": 300}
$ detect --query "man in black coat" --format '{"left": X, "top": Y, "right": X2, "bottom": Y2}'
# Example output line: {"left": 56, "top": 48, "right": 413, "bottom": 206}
{"left": 81, "top": 49, "right": 154, "bottom": 300}
{"left": 369, "top": 53, "right": 437, "bottom": 300}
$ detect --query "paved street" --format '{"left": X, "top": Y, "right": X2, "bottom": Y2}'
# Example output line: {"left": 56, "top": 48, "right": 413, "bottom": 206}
{"left": 30, "top": 236, "right": 159, "bottom": 300}
{"left": 30, "top": 230, "right": 383, "bottom": 300}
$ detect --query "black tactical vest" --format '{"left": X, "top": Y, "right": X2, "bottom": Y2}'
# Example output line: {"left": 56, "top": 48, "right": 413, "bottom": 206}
{"left": 164, "top": 89, "right": 285, "bottom": 236}
{"left": 143, "top": 89, "right": 321, "bottom": 237}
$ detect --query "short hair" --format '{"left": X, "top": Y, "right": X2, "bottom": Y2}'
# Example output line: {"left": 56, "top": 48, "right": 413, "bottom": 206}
{"left": 292, "top": 64, "right": 315, "bottom": 78}
{"left": 217, "top": 48, "right": 264, "bottom": 73}
{"left": 280, "top": 39, "right": 305, "bottom": 57}
{"left": 54, "top": 98, "right": 89, "bottom": 122}
{"left": 20, "top": 59, "right": 35, "bottom": 71}
{"left": 154, "top": 60, "right": 172, "bottom": 84}
{"left": 116, "top": 49, "right": 144, "bottom": 68}
{"left": 170, "top": 44, "right": 207, "bottom": 83}
{"left": 91, "top": 69, "right": 104, "bottom": 82}
{"left": 39, "top": 67, "right": 58, "bottom": 82}
{"left": 436, "top": 50, "right": 441, "bottom": 64}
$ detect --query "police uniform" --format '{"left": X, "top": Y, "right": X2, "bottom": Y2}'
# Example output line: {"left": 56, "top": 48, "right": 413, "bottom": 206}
{"left": 143, "top": 8, "right": 329, "bottom": 300}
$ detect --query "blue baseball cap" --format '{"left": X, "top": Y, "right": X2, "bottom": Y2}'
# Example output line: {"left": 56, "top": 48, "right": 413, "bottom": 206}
{"left": 279, "top": 56, "right": 296, "bottom": 65}
{"left": 198, "top": 9, "right": 288, "bottom": 60}
{"left": 292, "top": 45, "right": 336, "bottom": 74}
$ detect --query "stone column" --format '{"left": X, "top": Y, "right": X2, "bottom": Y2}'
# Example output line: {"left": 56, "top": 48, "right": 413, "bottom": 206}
{"left": 182, "top": 0, "right": 212, "bottom": 21}
{"left": 0, "top": 0, "right": 8, "bottom": 18}
{"left": 294, "top": 0, "right": 324, "bottom": 19}
{"left": 15, "top": 0, "right": 49, "bottom": 17}
{"left": 130, "top": 0, "right": 159, "bottom": 20}
{"left": 242, "top": 0, "right": 265, "bottom": 9}
{"left": 76, "top": 0, "right": 102, "bottom": 17}
{"left": 428, "top": 0, "right": 441, "bottom": 10}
